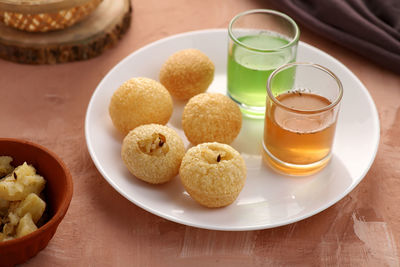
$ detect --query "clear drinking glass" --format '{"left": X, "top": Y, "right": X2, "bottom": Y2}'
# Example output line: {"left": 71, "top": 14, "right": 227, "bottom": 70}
{"left": 227, "top": 9, "right": 300, "bottom": 118}
{"left": 263, "top": 62, "right": 343, "bottom": 175}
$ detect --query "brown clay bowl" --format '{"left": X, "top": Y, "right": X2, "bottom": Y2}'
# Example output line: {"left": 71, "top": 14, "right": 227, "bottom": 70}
{"left": 0, "top": 138, "right": 73, "bottom": 266}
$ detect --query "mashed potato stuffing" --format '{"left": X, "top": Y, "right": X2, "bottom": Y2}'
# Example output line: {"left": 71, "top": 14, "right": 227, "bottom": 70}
{"left": 0, "top": 156, "right": 46, "bottom": 241}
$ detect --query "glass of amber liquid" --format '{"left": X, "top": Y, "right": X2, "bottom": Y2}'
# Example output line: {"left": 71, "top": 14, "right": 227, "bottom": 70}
{"left": 263, "top": 62, "right": 343, "bottom": 175}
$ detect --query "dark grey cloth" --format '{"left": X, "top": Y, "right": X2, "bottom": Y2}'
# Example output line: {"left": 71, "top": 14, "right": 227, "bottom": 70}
{"left": 269, "top": 0, "right": 400, "bottom": 74}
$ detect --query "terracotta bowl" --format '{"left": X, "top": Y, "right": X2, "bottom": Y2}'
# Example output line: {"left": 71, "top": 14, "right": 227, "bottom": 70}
{"left": 0, "top": 138, "right": 73, "bottom": 266}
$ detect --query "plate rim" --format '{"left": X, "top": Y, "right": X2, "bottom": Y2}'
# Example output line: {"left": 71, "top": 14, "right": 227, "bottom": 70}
{"left": 85, "top": 28, "right": 380, "bottom": 231}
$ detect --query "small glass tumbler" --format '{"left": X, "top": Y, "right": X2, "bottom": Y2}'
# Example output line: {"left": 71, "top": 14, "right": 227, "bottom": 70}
{"left": 263, "top": 62, "right": 343, "bottom": 175}
{"left": 227, "top": 9, "right": 300, "bottom": 118}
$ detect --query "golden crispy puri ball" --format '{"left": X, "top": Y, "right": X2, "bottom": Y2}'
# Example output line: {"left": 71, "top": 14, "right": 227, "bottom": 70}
{"left": 159, "top": 49, "right": 215, "bottom": 100}
{"left": 179, "top": 142, "right": 246, "bottom": 207}
{"left": 121, "top": 124, "right": 185, "bottom": 184}
{"left": 109, "top": 77, "right": 173, "bottom": 135}
{"left": 182, "top": 93, "right": 242, "bottom": 145}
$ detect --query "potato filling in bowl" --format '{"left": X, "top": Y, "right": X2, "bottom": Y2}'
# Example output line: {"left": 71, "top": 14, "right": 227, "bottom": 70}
{"left": 0, "top": 156, "right": 46, "bottom": 242}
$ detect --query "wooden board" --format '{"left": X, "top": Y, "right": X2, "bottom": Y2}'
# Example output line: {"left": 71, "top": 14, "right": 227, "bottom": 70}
{"left": 0, "top": 0, "right": 131, "bottom": 64}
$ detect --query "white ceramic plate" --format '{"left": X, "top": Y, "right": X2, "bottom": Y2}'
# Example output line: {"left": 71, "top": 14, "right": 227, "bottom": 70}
{"left": 85, "top": 29, "right": 380, "bottom": 231}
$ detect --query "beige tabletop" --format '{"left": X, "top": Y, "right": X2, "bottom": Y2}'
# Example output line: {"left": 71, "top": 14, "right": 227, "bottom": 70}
{"left": 1, "top": 0, "right": 399, "bottom": 266}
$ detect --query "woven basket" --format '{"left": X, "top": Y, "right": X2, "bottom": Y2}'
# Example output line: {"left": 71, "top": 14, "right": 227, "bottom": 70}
{"left": 0, "top": 0, "right": 102, "bottom": 32}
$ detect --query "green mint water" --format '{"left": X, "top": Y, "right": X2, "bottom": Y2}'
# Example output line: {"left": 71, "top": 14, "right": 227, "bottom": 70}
{"left": 227, "top": 34, "right": 295, "bottom": 116}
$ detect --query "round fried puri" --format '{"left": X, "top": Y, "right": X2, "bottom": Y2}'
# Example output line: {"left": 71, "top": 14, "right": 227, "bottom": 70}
{"left": 182, "top": 93, "right": 242, "bottom": 145}
{"left": 179, "top": 142, "right": 246, "bottom": 207}
{"left": 121, "top": 124, "right": 185, "bottom": 184}
{"left": 159, "top": 49, "right": 215, "bottom": 100}
{"left": 109, "top": 77, "right": 173, "bottom": 135}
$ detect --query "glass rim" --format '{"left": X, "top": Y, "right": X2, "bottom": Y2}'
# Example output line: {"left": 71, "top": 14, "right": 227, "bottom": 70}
{"left": 266, "top": 62, "right": 344, "bottom": 114}
{"left": 228, "top": 9, "right": 300, "bottom": 53}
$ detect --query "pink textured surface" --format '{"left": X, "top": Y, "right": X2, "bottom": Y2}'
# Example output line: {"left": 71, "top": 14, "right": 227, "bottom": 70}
{"left": 0, "top": 0, "right": 399, "bottom": 266}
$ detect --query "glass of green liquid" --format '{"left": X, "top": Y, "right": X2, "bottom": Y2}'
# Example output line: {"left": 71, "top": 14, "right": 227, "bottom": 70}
{"left": 227, "top": 9, "right": 300, "bottom": 117}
